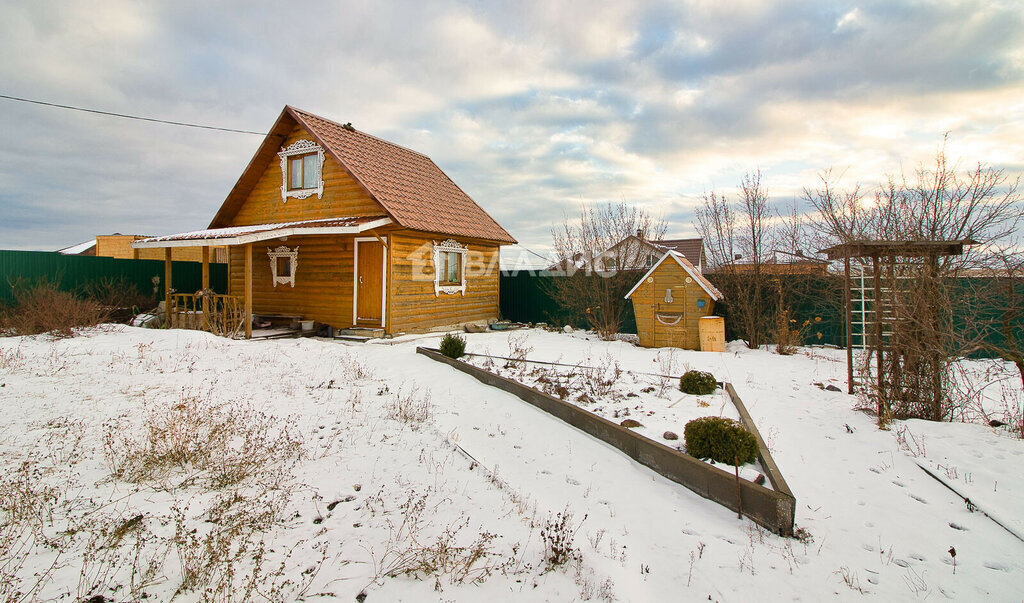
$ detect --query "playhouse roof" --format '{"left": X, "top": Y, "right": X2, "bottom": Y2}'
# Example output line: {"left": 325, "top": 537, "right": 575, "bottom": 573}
{"left": 624, "top": 250, "right": 723, "bottom": 301}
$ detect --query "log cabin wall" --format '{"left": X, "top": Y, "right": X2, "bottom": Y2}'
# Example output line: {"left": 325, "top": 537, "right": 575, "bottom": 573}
{"left": 228, "top": 235, "right": 355, "bottom": 328}
{"left": 230, "top": 126, "right": 385, "bottom": 227}
{"left": 630, "top": 261, "right": 715, "bottom": 350}
{"left": 388, "top": 230, "right": 500, "bottom": 334}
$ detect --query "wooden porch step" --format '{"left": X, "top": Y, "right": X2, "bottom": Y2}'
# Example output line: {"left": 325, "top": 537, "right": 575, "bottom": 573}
{"left": 334, "top": 327, "right": 385, "bottom": 342}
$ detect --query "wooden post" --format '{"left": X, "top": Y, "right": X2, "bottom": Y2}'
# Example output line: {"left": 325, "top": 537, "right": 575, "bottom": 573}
{"left": 244, "top": 243, "right": 253, "bottom": 340}
{"left": 845, "top": 254, "right": 853, "bottom": 394}
{"left": 201, "top": 247, "right": 210, "bottom": 332}
{"left": 872, "top": 254, "right": 885, "bottom": 425}
{"left": 164, "top": 248, "right": 172, "bottom": 327}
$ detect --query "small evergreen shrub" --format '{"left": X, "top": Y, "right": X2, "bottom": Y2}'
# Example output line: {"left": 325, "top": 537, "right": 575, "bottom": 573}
{"left": 683, "top": 416, "right": 759, "bottom": 465}
{"left": 439, "top": 332, "right": 467, "bottom": 359}
{"left": 679, "top": 370, "right": 717, "bottom": 395}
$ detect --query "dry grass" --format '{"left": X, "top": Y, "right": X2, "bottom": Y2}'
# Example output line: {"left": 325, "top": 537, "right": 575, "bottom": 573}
{"left": 0, "top": 462, "right": 61, "bottom": 602}
{"left": 366, "top": 492, "right": 512, "bottom": 591}
{"left": 386, "top": 386, "right": 433, "bottom": 427}
{"left": 103, "top": 392, "right": 305, "bottom": 489}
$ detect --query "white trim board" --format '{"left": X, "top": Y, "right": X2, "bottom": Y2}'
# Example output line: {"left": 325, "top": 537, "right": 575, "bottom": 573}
{"left": 624, "top": 250, "right": 723, "bottom": 301}
{"left": 130, "top": 218, "right": 393, "bottom": 248}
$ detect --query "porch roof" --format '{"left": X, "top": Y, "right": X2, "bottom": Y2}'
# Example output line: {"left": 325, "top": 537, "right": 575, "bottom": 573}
{"left": 131, "top": 216, "right": 392, "bottom": 248}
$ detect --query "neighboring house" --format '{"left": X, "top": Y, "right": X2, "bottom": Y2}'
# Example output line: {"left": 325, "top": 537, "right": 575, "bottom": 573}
{"left": 57, "top": 240, "right": 96, "bottom": 256}
{"left": 133, "top": 105, "right": 516, "bottom": 338}
{"left": 550, "top": 235, "right": 705, "bottom": 273}
{"left": 710, "top": 249, "right": 829, "bottom": 275}
{"left": 625, "top": 250, "right": 723, "bottom": 349}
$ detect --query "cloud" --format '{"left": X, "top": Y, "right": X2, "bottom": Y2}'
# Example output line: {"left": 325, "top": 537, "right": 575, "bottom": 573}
{"left": 0, "top": 0, "right": 1022, "bottom": 253}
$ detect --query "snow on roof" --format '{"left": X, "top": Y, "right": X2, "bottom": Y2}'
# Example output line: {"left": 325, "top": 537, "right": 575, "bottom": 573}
{"left": 131, "top": 216, "right": 392, "bottom": 248}
{"left": 57, "top": 240, "right": 96, "bottom": 255}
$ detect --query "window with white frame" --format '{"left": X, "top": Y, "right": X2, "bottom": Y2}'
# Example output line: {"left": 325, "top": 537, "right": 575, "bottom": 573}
{"left": 278, "top": 139, "right": 324, "bottom": 202}
{"left": 268, "top": 245, "right": 299, "bottom": 287}
{"left": 432, "top": 239, "right": 467, "bottom": 296}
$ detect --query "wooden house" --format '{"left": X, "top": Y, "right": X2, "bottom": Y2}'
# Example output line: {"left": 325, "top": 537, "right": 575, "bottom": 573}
{"left": 132, "top": 106, "right": 516, "bottom": 338}
{"left": 625, "top": 251, "right": 723, "bottom": 349}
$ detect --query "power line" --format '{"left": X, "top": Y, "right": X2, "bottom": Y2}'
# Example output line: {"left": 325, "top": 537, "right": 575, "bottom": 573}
{"left": 0, "top": 93, "right": 266, "bottom": 135}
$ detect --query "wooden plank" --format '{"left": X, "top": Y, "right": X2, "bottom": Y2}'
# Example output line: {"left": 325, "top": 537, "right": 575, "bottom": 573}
{"left": 202, "top": 247, "right": 210, "bottom": 331}
{"left": 164, "top": 248, "right": 172, "bottom": 326}
{"left": 244, "top": 243, "right": 252, "bottom": 339}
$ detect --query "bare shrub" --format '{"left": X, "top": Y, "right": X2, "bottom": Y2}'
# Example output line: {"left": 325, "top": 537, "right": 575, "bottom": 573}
{"left": 654, "top": 350, "right": 684, "bottom": 397}
{"left": 386, "top": 387, "right": 432, "bottom": 426}
{"left": 576, "top": 353, "right": 622, "bottom": 401}
{"left": 79, "top": 276, "right": 156, "bottom": 318}
{"left": 505, "top": 332, "right": 534, "bottom": 371}
{"left": 541, "top": 509, "right": 586, "bottom": 571}
{"left": 103, "top": 393, "right": 305, "bottom": 489}
{"left": 1, "top": 278, "right": 110, "bottom": 337}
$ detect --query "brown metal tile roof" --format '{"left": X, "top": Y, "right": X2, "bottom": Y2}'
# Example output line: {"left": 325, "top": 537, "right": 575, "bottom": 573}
{"left": 291, "top": 107, "right": 516, "bottom": 244}
{"left": 652, "top": 238, "right": 704, "bottom": 268}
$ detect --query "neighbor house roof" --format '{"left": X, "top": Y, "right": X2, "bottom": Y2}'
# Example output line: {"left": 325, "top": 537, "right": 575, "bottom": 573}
{"left": 209, "top": 106, "right": 516, "bottom": 244}
{"left": 651, "top": 238, "right": 704, "bottom": 267}
{"left": 57, "top": 240, "right": 97, "bottom": 255}
{"left": 624, "top": 251, "right": 723, "bottom": 301}
{"left": 133, "top": 216, "right": 392, "bottom": 248}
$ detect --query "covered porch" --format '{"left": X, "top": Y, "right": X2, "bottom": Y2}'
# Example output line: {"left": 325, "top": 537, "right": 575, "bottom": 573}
{"left": 132, "top": 216, "right": 392, "bottom": 339}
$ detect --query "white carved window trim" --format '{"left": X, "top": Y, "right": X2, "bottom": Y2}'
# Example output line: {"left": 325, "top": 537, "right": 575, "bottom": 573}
{"left": 432, "top": 239, "right": 467, "bottom": 296}
{"left": 268, "top": 245, "right": 299, "bottom": 287}
{"left": 278, "top": 139, "right": 325, "bottom": 203}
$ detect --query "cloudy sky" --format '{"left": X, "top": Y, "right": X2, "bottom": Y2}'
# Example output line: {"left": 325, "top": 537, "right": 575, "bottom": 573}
{"left": 1, "top": 0, "right": 1022, "bottom": 264}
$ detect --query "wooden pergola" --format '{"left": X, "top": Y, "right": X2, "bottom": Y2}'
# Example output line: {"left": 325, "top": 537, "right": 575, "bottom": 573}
{"left": 819, "top": 239, "right": 976, "bottom": 413}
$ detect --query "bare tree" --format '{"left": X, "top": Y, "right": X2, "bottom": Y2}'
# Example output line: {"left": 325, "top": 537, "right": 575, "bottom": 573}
{"left": 547, "top": 201, "right": 666, "bottom": 340}
{"left": 697, "top": 171, "right": 774, "bottom": 348}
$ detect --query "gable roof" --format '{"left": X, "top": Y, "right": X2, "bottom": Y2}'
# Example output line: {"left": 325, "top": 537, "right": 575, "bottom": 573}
{"left": 624, "top": 250, "right": 723, "bottom": 301}
{"left": 210, "top": 106, "right": 516, "bottom": 244}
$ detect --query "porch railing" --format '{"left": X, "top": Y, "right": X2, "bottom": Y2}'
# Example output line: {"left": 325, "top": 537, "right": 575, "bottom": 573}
{"left": 170, "top": 292, "right": 244, "bottom": 338}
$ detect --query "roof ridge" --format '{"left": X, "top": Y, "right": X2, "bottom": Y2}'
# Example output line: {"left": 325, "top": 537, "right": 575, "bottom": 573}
{"left": 287, "top": 105, "right": 431, "bottom": 160}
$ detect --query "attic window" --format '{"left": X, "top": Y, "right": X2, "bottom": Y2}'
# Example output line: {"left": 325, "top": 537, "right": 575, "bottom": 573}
{"left": 433, "top": 239, "right": 467, "bottom": 296}
{"left": 268, "top": 245, "right": 299, "bottom": 287}
{"left": 278, "top": 140, "right": 324, "bottom": 202}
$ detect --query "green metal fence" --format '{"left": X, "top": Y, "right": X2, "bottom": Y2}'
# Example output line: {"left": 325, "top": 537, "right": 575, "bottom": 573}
{"left": 0, "top": 250, "right": 228, "bottom": 307}
{"left": 499, "top": 271, "right": 1021, "bottom": 353}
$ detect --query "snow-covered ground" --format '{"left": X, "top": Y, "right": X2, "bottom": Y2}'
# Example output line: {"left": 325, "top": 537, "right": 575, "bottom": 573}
{"left": 1, "top": 326, "right": 1021, "bottom": 601}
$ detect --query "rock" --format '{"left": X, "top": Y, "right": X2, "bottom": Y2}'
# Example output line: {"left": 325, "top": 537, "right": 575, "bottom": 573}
{"left": 563, "top": 325, "right": 573, "bottom": 333}
{"left": 620, "top": 419, "right": 643, "bottom": 428}
{"left": 755, "top": 474, "right": 766, "bottom": 486}
{"left": 663, "top": 431, "right": 679, "bottom": 441}
{"left": 825, "top": 384, "right": 842, "bottom": 392}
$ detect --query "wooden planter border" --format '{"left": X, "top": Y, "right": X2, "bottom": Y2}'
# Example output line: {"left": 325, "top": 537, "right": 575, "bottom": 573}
{"left": 416, "top": 346, "right": 796, "bottom": 536}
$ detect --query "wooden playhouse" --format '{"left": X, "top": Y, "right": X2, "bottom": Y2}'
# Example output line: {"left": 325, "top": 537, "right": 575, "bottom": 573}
{"left": 625, "top": 251, "right": 724, "bottom": 350}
